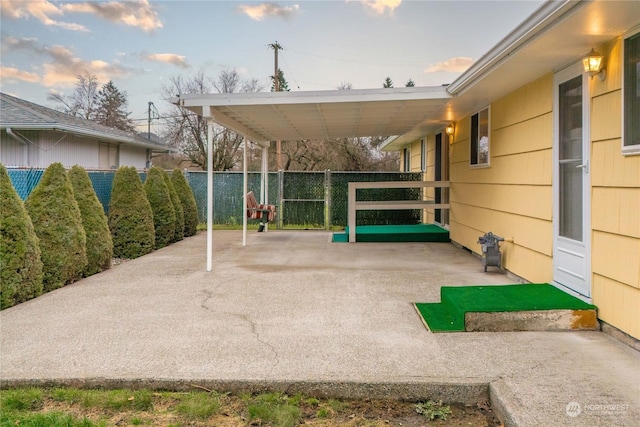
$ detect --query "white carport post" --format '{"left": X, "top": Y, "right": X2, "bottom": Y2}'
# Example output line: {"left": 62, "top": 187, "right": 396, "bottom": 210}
{"left": 261, "top": 145, "right": 269, "bottom": 231}
{"left": 205, "top": 115, "right": 214, "bottom": 272}
{"left": 242, "top": 138, "right": 248, "bottom": 246}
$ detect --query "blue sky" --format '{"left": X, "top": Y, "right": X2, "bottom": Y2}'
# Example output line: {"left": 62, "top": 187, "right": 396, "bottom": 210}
{"left": 1, "top": 0, "right": 544, "bottom": 132}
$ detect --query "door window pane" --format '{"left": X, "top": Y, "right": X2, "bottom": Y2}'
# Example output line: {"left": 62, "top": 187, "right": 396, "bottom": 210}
{"left": 558, "top": 76, "right": 583, "bottom": 241}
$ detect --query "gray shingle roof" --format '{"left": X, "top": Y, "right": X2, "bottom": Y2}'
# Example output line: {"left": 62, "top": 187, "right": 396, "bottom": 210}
{"left": 1, "top": 92, "right": 171, "bottom": 151}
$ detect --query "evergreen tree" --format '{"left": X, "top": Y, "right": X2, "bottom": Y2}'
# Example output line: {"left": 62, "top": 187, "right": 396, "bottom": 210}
{"left": 171, "top": 168, "right": 199, "bottom": 237}
{"left": 68, "top": 165, "right": 113, "bottom": 276}
{"left": 144, "top": 166, "right": 175, "bottom": 249}
{"left": 26, "top": 163, "right": 87, "bottom": 291}
{"left": 109, "top": 166, "right": 155, "bottom": 259}
{"left": 270, "top": 69, "right": 290, "bottom": 92}
{"left": 0, "top": 164, "right": 43, "bottom": 309}
{"left": 405, "top": 79, "right": 415, "bottom": 87}
{"left": 383, "top": 77, "right": 394, "bottom": 88}
{"left": 95, "top": 81, "right": 135, "bottom": 132}
{"left": 162, "top": 169, "right": 184, "bottom": 243}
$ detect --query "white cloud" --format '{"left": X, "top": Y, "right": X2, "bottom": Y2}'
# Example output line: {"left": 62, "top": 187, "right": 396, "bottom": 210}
{"left": 425, "top": 57, "right": 474, "bottom": 73}
{"left": 62, "top": 0, "right": 162, "bottom": 33}
{"left": 2, "top": 36, "right": 131, "bottom": 87}
{"left": 0, "top": 66, "right": 41, "bottom": 83}
{"left": 238, "top": 3, "right": 300, "bottom": 21}
{"left": 141, "top": 53, "right": 190, "bottom": 69}
{"left": 1, "top": 0, "right": 88, "bottom": 32}
{"left": 359, "top": 0, "right": 402, "bottom": 15}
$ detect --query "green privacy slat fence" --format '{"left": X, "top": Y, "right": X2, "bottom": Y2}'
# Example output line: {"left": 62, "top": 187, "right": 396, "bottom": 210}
{"left": 7, "top": 168, "right": 423, "bottom": 228}
{"left": 185, "top": 171, "right": 279, "bottom": 226}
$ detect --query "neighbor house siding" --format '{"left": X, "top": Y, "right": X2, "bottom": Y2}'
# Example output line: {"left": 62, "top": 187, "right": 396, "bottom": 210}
{"left": 1, "top": 129, "right": 152, "bottom": 171}
{"left": 1, "top": 130, "right": 98, "bottom": 169}
{"left": 119, "top": 144, "right": 148, "bottom": 169}
{"left": 0, "top": 133, "right": 27, "bottom": 166}
{"left": 449, "top": 74, "right": 554, "bottom": 283}
{"left": 590, "top": 38, "right": 640, "bottom": 339}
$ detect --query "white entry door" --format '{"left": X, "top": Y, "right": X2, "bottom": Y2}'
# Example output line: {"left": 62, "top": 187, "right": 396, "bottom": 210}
{"left": 553, "top": 63, "right": 591, "bottom": 298}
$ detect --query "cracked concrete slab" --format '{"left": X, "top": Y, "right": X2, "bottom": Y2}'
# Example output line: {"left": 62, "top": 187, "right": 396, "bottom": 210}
{"left": 1, "top": 231, "right": 638, "bottom": 426}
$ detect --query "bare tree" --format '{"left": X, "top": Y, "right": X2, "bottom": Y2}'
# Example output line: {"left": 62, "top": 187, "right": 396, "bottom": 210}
{"left": 161, "top": 70, "right": 265, "bottom": 170}
{"left": 48, "top": 71, "right": 100, "bottom": 120}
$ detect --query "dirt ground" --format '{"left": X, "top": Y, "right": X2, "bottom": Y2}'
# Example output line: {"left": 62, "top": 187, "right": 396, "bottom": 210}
{"left": 38, "top": 394, "right": 501, "bottom": 426}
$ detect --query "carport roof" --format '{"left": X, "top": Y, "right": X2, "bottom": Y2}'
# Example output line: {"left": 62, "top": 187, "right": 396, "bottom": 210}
{"left": 172, "top": 86, "right": 452, "bottom": 145}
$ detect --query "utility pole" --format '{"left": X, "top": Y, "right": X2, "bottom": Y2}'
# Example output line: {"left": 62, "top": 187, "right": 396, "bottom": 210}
{"left": 269, "top": 41, "right": 283, "bottom": 170}
{"left": 147, "top": 102, "right": 153, "bottom": 140}
{"left": 147, "top": 102, "right": 159, "bottom": 140}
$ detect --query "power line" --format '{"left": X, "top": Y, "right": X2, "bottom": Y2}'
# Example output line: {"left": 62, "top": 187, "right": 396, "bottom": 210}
{"left": 280, "top": 50, "right": 301, "bottom": 90}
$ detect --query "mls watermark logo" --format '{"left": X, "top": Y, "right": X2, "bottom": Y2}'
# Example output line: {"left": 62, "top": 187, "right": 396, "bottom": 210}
{"left": 566, "top": 401, "right": 582, "bottom": 417}
{"left": 565, "top": 401, "right": 629, "bottom": 418}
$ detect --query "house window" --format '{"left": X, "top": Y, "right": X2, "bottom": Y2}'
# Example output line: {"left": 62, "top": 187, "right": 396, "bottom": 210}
{"left": 470, "top": 108, "right": 490, "bottom": 166}
{"left": 403, "top": 147, "right": 410, "bottom": 172}
{"left": 623, "top": 30, "right": 640, "bottom": 154}
{"left": 420, "top": 139, "right": 427, "bottom": 171}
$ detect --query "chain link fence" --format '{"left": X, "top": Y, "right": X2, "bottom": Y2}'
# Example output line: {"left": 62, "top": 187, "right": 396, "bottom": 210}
{"left": 7, "top": 168, "right": 423, "bottom": 228}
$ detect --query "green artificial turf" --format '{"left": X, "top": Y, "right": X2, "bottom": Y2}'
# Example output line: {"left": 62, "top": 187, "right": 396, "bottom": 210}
{"left": 332, "top": 224, "right": 449, "bottom": 243}
{"left": 415, "top": 283, "right": 596, "bottom": 332}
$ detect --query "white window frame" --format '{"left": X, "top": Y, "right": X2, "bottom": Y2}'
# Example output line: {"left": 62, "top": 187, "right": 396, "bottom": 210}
{"left": 622, "top": 26, "right": 640, "bottom": 155}
{"left": 470, "top": 106, "right": 491, "bottom": 167}
{"left": 403, "top": 147, "right": 410, "bottom": 172}
{"left": 420, "top": 139, "right": 427, "bottom": 171}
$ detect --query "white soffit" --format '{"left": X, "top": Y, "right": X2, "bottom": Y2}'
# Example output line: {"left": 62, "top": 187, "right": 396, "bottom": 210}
{"left": 173, "top": 86, "right": 451, "bottom": 144}
{"left": 446, "top": 0, "right": 640, "bottom": 118}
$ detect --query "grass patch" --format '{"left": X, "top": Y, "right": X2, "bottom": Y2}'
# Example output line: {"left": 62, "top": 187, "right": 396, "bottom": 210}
{"left": 246, "top": 392, "right": 302, "bottom": 427}
{"left": 173, "top": 391, "right": 221, "bottom": 419}
{"left": 0, "top": 411, "right": 105, "bottom": 427}
{"left": 0, "top": 387, "right": 495, "bottom": 426}
{"left": 1, "top": 387, "right": 44, "bottom": 411}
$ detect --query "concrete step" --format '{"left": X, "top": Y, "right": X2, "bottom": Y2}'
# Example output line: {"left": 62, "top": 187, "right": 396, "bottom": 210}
{"left": 465, "top": 309, "right": 599, "bottom": 332}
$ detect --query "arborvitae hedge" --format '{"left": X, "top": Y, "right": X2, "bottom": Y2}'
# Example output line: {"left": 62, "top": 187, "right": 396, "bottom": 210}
{"left": 69, "top": 165, "right": 113, "bottom": 276}
{"left": 0, "top": 164, "right": 43, "bottom": 309}
{"left": 25, "top": 163, "right": 87, "bottom": 291}
{"left": 108, "top": 166, "right": 155, "bottom": 259}
{"left": 171, "top": 168, "right": 199, "bottom": 237}
{"left": 162, "top": 169, "right": 184, "bottom": 243}
{"left": 144, "top": 166, "right": 175, "bottom": 249}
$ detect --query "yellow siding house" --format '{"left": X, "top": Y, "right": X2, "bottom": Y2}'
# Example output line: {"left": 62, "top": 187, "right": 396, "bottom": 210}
{"left": 382, "top": 0, "right": 640, "bottom": 342}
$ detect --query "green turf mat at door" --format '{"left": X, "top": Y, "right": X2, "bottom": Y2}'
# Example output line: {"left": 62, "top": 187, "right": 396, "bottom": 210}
{"left": 415, "top": 283, "right": 596, "bottom": 332}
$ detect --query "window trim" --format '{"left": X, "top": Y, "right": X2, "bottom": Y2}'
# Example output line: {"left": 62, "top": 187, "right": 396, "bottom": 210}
{"left": 403, "top": 147, "right": 410, "bottom": 172}
{"left": 622, "top": 26, "right": 640, "bottom": 155}
{"left": 470, "top": 106, "right": 491, "bottom": 168}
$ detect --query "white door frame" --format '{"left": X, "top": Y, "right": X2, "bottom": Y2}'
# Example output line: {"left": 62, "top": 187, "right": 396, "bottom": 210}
{"left": 552, "top": 61, "right": 592, "bottom": 300}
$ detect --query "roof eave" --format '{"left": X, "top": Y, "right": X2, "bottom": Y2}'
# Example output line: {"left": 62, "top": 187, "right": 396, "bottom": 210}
{"left": 447, "top": 0, "right": 583, "bottom": 95}
{"left": 1, "top": 123, "right": 172, "bottom": 152}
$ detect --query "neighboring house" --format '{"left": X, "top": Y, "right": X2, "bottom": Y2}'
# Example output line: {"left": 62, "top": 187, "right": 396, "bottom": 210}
{"left": 381, "top": 1, "right": 639, "bottom": 341}
{"left": 0, "top": 93, "right": 170, "bottom": 170}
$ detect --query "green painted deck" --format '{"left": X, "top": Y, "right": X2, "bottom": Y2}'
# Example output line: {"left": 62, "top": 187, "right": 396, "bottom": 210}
{"left": 332, "top": 224, "right": 450, "bottom": 243}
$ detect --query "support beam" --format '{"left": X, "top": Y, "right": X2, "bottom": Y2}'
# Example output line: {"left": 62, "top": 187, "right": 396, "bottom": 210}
{"left": 262, "top": 145, "right": 269, "bottom": 232}
{"left": 242, "top": 138, "right": 248, "bottom": 246}
{"left": 206, "top": 119, "right": 214, "bottom": 271}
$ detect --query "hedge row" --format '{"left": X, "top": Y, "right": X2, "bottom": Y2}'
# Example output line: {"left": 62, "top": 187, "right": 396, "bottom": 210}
{"left": 0, "top": 163, "right": 198, "bottom": 310}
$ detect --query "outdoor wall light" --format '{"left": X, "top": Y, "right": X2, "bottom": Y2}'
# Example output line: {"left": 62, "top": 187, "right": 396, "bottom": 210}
{"left": 583, "top": 48, "right": 606, "bottom": 81}
{"left": 445, "top": 123, "right": 455, "bottom": 136}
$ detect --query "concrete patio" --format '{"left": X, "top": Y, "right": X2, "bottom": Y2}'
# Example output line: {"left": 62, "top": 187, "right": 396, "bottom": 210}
{"left": 1, "top": 231, "right": 638, "bottom": 426}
